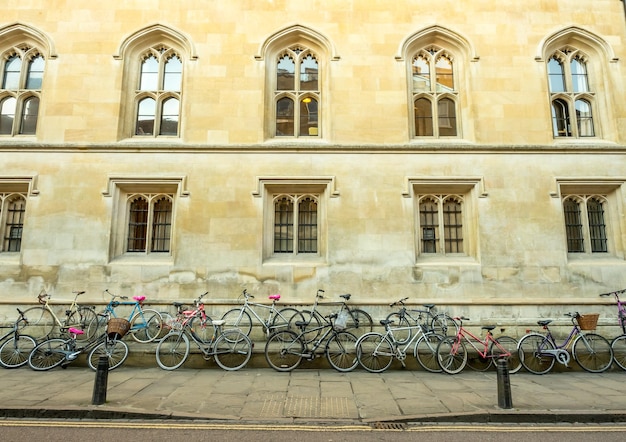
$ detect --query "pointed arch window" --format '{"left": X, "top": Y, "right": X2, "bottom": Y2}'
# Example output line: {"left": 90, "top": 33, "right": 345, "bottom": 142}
{"left": 0, "top": 46, "right": 44, "bottom": 136}
{"left": 134, "top": 47, "right": 182, "bottom": 137}
{"left": 1, "top": 193, "right": 26, "bottom": 252}
{"left": 563, "top": 195, "right": 607, "bottom": 254}
{"left": 273, "top": 194, "right": 318, "bottom": 254}
{"left": 126, "top": 193, "right": 173, "bottom": 253}
{"left": 418, "top": 195, "right": 464, "bottom": 254}
{"left": 274, "top": 46, "right": 320, "bottom": 137}
{"left": 547, "top": 49, "right": 595, "bottom": 138}
{"left": 412, "top": 47, "right": 458, "bottom": 137}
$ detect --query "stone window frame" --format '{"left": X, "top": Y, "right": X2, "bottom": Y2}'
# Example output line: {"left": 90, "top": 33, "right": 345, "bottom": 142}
{"left": 0, "top": 175, "right": 38, "bottom": 257}
{"left": 103, "top": 175, "right": 189, "bottom": 263}
{"left": 403, "top": 177, "right": 485, "bottom": 263}
{"left": 253, "top": 176, "right": 339, "bottom": 264}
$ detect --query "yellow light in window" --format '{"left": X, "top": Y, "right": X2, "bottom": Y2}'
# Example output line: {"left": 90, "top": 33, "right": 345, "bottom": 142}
{"left": 303, "top": 97, "right": 312, "bottom": 103}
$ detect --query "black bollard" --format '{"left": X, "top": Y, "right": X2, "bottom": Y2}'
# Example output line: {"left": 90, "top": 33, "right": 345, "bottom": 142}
{"left": 496, "top": 358, "right": 513, "bottom": 409}
{"left": 92, "top": 355, "right": 109, "bottom": 405}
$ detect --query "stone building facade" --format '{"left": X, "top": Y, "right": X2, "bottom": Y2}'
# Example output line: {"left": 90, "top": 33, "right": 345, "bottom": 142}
{"left": 1, "top": 1, "right": 625, "bottom": 333}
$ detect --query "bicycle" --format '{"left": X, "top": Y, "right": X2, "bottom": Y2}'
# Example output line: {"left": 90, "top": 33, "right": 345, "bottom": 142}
{"left": 20, "top": 290, "right": 98, "bottom": 342}
{"left": 291, "top": 289, "right": 373, "bottom": 342}
{"left": 27, "top": 316, "right": 130, "bottom": 371}
{"left": 0, "top": 308, "right": 37, "bottom": 368}
{"left": 436, "top": 316, "right": 522, "bottom": 375}
{"left": 356, "top": 318, "right": 444, "bottom": 373}
{"left": 156, "top": 308, "right": 252, "bottom": 371}
{"left": 264, "top": 312, "right": 359, "bottom": 372}
{"left": 166, "top": 292, "right": 213, "bottom": 341}
{"left": 385, "top": 297, "right": 458, "bottom": 344}
{"left": 97, "top": 290, "right": 163, "bottom": 343}
{"left": 220, "top": 289, "right": 303, "bottom": 340}
{"left": 517, "top": 312, "right": 613, "bottom": 374}
{"left": 600, "top": 289, "right": 626, "bottom": 371}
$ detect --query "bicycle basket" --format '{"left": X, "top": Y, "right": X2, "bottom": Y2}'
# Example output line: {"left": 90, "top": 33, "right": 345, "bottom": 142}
{"left": 334, "top": 310, "right": 349, "bottom": 331}
{"left": 576, "top": 313, "right": 599, "bottom": 331}
{"left": 107, "top": 318, "right": 131, "bottom": 339}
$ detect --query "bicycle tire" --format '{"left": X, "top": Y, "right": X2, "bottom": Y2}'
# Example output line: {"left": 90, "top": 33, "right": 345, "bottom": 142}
{"left": 158, "top": 311, "right": 176, "bottom": 338}
{"left": 437, "top": 336, "right": 467, "bottom": 374}
{"left": 572, "top": 333, "right": 613, "bottom": 373}
{"left": 518, "top": 333, "right": 555, "bottom": 375}
{"left": 213, "top": 329, "right": 252, "bottom": 371}
{"left": 264, "top": 330, "right": 304, "bottom": 372}
{"left": 66, "top": 307, "right": 99, "bottom": 341}
{"left": 346, "top": 308, "right": 373, "bottom": 337}
{"left": 28, "top": 338, "right": 67, "bottom": 371}
{"left": 289, "top": 309, "right": 322, "bottom": 343}
{"left": 189, "top": 315, "right": 214, "bottom": 343}
{"left": 20, "top": 307, "right": 55, "bottom": 341}
{"left": 221, "top": 309, "right": 253, "bottom": 337}
{"left": 385, "top": 313, "right": 412, "bottom": 345}
{"left": 356, "top": 332, "right": 394, "bottom": 373}
{"left": 87, "top": 338, "right": 129, "bottom": 371}
{"left": 431, "top": 313, "right": 459, "bottom": 336}
{"left": 156, "top": 331, "right": 190, "bottom": 370}
{"left": 491, "top": 336, "right": 522, "bottom": 374}
{"left": 269, "top": 307, "right": 302, "bottom": 335}
{"left": 0, "top": 335, "right": 36, "bottom": 368}
{"left": 414, "top": 332, "right": 443, "bottom": 373}
{"left": 325, "top": 331, "right": 358, "bottom": 372}
{"left": 611, "top": 334, "right": 626, "bottom": 371}
{"left": 130, "top": 309, "right": 163, "bottom": 343}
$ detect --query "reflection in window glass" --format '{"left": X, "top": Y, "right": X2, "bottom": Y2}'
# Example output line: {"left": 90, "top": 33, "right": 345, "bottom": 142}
{"left": 575, "top": 99, "right": 594, "bottom": 137}
{"left": 551, "top": 99, "right": 571, "bottom": 137}
{"left": 159, "top": 98, "right": 179, "bottom": 135}
{"left": 277, "top": 55, "right": 295, "bottom": 90}
{"left": 136, "top": 98, "right": 156, "bottom": 135}
{"left": 435, "top": 56, "right": 453, "bottom": 91}
{"left": 163, "top": 56, "right": 182, "bottom": 91}
{"left": 276, "top": 97, "right": 294, "bottom": 136}
{"left": 139, "top": 56, "right": 159, "bottom": 90}
{"left": 26, "top": 56, "right": 45, "bottom": 90}
{"left": 437, "top": 98, "right": 457, "bottom": 136}
{"left": 299, "top": 98, "right": 318, "bottom": 136}
{"left": 412, "top": 55, "right": 430, "bottom": 91}
{"left": 414, "top": 97, "right": 433, "bottom": 136}
{"left": 548, "top": 58, "right": 565, "bottom": 93}
{"left": 0, "top": 97, "right": 16, "bottom": 134}
{"left": 571, "top": 58, "right": 589, "bottom": 93}
{"left": 2, "top": 56, "right": 22, "bottom": 90}
{"left": 300, "top": 54, "right": 318, "bottom": 91}
{"left": 19, "top": 97, "right": 39, "bottom": 134}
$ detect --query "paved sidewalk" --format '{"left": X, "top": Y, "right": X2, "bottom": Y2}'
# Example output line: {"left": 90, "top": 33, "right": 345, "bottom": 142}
{"left": 0, "top": 365, "right": 625, "bottom": 424}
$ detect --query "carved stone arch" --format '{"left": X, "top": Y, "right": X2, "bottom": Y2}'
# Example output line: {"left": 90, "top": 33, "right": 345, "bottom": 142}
{"left": 396, "top": 25, "right": 478, "bottom": 62}
{"left": 0, "top": 22, "right": 56, "bottom": 58}
{"left": 114, "top": 23, "right": 197, "bottom": 61}
{"left": 255, "top": 24, "right": 339, "bottom": 61}
{"left": 537, "top": 26, "right": 618, "bottom": 63}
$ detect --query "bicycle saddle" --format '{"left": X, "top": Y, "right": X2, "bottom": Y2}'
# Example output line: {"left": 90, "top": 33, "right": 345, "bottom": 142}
{"left": 212, "top": 319, "right": 225, "bottom": 326}
{"left": 481, "top": 325, "right": 496, "bottom": 331}
{"left": 423, "top": 304, "right": 435, "bottom": 309}
{"left": 380, "top": 319, "right": 394, "bottom": 326}
{"left": 173, "top": 302, "right": 184, "bottom": 307}
{"left": 68, "top": 327, "right": 84, "bottom": 335}
{"left": 340, "top": 294, "right": 351, "bottom": 301}
{"left": 537, "top": 320, "right": 552, "bottom": 326}
{"left": 269, "top": 294, "right": 281, "bottom": 301}
{"left": 133, "top": 295, "right": 146, "bottom": 302}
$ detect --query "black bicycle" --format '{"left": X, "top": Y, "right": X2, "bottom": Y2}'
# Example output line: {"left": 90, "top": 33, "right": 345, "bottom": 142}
{"left": 0, "top": 308, "right": 37, "bottom": 368}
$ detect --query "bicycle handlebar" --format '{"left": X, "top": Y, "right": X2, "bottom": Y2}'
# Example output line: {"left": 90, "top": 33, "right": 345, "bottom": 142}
{"left": 600, "top": 289, "right": 626, "bottom": 298}
{"left": 389, "top": 297, "right": 409, "bottom": 307}
{"left": 104, "top": 289, "right": 129, "bottom": 301}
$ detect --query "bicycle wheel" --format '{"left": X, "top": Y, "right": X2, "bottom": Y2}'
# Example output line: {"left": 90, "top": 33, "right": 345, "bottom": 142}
{"left": 221, "top": 309, "right": 253, "bottom": 337}
{"left": 437, "top": 336, "right": 467, "bottom": 374}
{"left": 346, "top": 308, "right": 373, "bottom": 337}
{"left": 611, "top": 335, "right": 626, "bottom": 371}
{"left": 130, "top": 309, "right": 163, "bottom": 343}
{"left": 325, "top": 331, "right": 358, "bottom": 372}
{"left": 0, "top": 335, "right": 36, "bottom": 368}
{"left": 356, "top": 332, "right": 394, "bottom": 373}
{"left": 189, "top": 315, "right": 214, "bottom": 343}
{"left": 518, "top": 333, "right": 555, "bottom": 375}
{"left": 156, "top": 331, "right": 190, "bottom": 370}
{"left": 269, "top": 307, "right": 303, "bottom": 335}
{"left": 289, "top": 310, "right": 322, "bottom": 343}
{"left": 87, "top": 338, "right": 129, "bottom": 371}
{"left": 572, "top": 333, "right": 613, "bottom": 373}
{"left": 66, "top": 307, "right": 99, "bottom": 341}
{"left": 264, "top": 330, "right": 304, "bottom": 372}
{"left": 28, "top": 338, "right": 67, "bottom": 371}
{"left": 491, "top": 336, "right": 522, "bottom": 374}
{"left": 414, "top": 332, "right": 443, "bottom": 373}
{"left": 20, "top": 307, "right": 55, "bottom": 341}
{"left": 431, "top": 314, "right": 459, "bottom": 336}
{"left": 385, "top": 313, "right": 412, "bottom": 345}
{"left": 213, "top": 329, "right": 252, "bottom": 371}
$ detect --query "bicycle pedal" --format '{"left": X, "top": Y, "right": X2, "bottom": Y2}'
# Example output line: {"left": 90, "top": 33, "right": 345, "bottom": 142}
{"left": 67, "top": 351, "right": 81, "bottom": 360}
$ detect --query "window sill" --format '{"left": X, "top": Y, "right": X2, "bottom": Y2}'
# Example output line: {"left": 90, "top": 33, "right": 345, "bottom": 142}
{"left": 416, "top": 255, "right": 480, "bottom": 266}
{"left": 109, "top": 254, "right": 174, "bottom": 266}
{"left": 566, "top": 254, "right": 625, "bottom": 265}
{"left": 263, "top": 255, "right": 327, "bottom": 266}
{"left": 0, "top": 253, "right": 21, "bottom": 265}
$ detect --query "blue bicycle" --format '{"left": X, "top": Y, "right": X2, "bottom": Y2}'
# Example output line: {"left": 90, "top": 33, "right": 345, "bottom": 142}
{"left": 97, "top": 290, "right": 163, "bottom": 343}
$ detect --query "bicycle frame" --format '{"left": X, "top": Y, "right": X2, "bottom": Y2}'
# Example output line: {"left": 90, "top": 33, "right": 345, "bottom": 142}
{"left": 103, "top": 290, "right": 151, "bottom": 328}
{"left": 452, "top": 324, "right": 510, "bottom": 360}
{"left": 290, "top": 318, "right": 339, "bottom": 357}
{"left": 37, "top": 291, "right": 89, "bottom": 329}
{"left": 600, "top": 289, "right": 626, "bottom": 334}
{"left": 531, "top": 320, "right": 584, "bottom": 366}
{"left": 236, "top": 291, "right": 286, "bottom": 328}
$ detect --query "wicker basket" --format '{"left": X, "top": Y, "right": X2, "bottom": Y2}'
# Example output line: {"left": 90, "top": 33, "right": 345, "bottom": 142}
{"left": 577, "top": 313, "right": 599, "bottom": 331}
{"left": 107, "top": 318, "right": 131, "bottom": 339}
